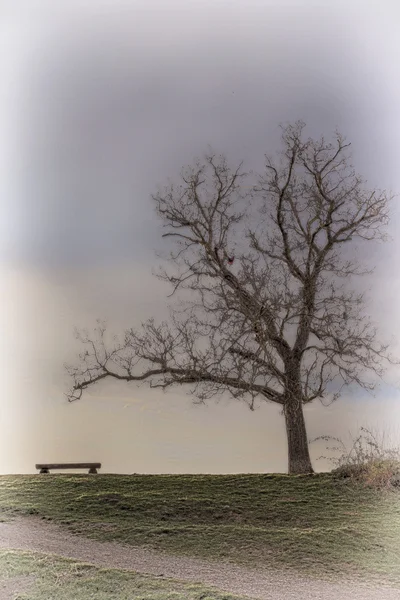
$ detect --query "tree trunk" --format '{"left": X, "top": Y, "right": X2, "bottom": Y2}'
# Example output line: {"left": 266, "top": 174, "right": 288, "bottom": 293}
{"left": 284, "top": 399, "right": 314, "bottom": 474}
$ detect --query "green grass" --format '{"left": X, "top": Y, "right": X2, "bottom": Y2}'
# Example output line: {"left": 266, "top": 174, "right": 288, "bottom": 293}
{"left": 0, "top": 474, "right": 399, "bottom": 587}
{"left": 0, "top": 550, "right": 244, "bottom": 599}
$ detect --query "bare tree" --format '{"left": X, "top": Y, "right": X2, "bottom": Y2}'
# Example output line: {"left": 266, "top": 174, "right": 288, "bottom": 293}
{"left": 66, "top": 121, "right": 397, "bottom": 474}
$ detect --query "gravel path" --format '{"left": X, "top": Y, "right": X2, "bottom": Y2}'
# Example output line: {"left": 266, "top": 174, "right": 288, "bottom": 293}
{"left": 0, "top": 516, "right": 398, "bottom": 600}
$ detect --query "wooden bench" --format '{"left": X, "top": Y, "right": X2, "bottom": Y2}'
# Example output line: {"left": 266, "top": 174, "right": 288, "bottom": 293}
{"left": 35, "top": 463, "right": 101, "bottom": 474}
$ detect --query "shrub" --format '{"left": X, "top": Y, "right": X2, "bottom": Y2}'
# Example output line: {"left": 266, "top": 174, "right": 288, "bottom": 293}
{"left": 311, "top": 427, "right": 400, "bottom": 490}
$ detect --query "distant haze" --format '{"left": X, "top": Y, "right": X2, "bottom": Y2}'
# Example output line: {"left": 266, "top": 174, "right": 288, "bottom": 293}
{"left": 1, "top": 1, "right": 400, "bottom": 474}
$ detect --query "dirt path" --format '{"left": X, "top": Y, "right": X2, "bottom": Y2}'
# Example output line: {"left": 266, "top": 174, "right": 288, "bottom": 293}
{"left": 0, "top": 516, "right": 398, "bottom": 600}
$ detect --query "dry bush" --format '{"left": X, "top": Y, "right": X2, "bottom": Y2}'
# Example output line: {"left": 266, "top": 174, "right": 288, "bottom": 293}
{"left": 311, "top": 426, "right": 400, "bottom": 489}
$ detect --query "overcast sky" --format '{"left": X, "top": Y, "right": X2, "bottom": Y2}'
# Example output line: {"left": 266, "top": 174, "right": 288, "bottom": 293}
{"left": 1, "top": 0, "right": 400, "bottom": 474}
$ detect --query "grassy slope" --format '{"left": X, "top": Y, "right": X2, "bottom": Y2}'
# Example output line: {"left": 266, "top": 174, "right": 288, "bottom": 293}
{"left": 0, "top": 474, "right": 399, "bottom": 586}
{"left": 0, "top": 550, "right": 243, "bottom": 600}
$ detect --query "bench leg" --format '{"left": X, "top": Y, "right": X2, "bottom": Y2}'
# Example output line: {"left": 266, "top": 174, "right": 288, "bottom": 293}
{"left": 39, "top": 468, "right": 49, "bottom": 474}
{"left": 88, "top": 468, "right": 98, "bottom": 474}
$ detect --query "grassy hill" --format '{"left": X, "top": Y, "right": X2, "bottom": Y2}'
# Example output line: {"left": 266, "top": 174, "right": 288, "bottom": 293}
{"left": 0, "top": 473, "right": 399, "bottom": 587}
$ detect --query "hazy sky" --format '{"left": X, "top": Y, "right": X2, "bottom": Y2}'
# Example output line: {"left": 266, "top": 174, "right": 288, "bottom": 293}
{"left": 1, "top": 0, "right": 400, "bottom": 474}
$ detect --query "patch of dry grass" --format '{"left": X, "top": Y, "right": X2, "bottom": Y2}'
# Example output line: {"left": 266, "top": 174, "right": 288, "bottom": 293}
{"left": 0, "top": 550, "right": 244, "bottom": 600}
